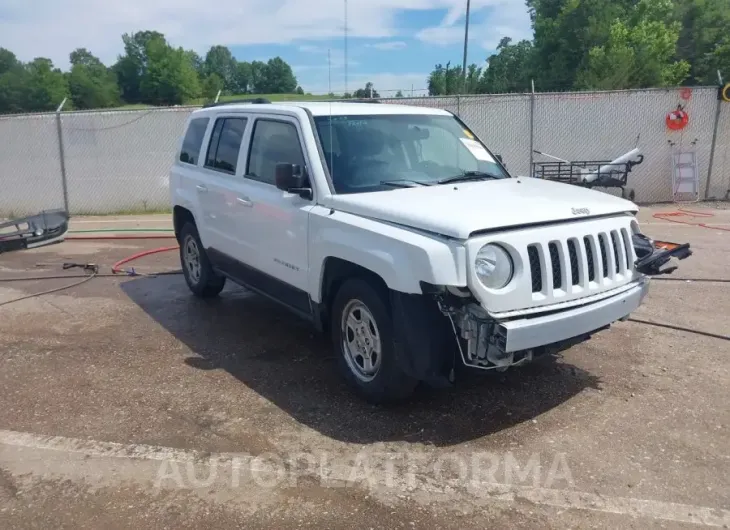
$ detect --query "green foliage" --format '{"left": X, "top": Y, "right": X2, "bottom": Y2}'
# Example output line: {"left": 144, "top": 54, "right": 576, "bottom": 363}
{"left": 202, "top": 73, "right": 225, "bottom": 100}
{"left": 138, "top": 36, "right": 201, "bottom": 105}
{"left": 0, "top": 48, "right": 20, "bottom": 75}
{"left": 262, "top": 57, "right": 298, "bottom": 93}
{"left": 204, "top": 45, "right": 237, "bottom": 90}
{"left": 675, "top": 0, "right": 730, "bottom": 84}
{"left": 578, "top": 0, "right": 690, "bottom": 89}
{"left": 114, "top": 31, "right": 165, "bottom": 103}
{"left": 0, "top": 48, "right": 28, "bottom": 113}
{"left": 67, "top": 48, "right": 120, "bottom": 109}
{"left": 249, "top": 60, "right": 268, "bottom": 93}
{"left": 24, "top": 58, "right": 70, "bottom": 112}
{"left": 480, "top": 38, "right": 534, "bottom": 93}
{"left": 234, "top": 61, "right": 252, "bottom": 93}
{"left": 353, "top": 82, "right": 380, "bottom": 98}
{"left": 430, "top": 0, "right": 715, "bottom": 95}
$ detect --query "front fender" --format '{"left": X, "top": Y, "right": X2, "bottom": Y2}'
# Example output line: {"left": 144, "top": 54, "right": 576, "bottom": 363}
{"left": 308, "top": 207, "right": 467, "bottom": 303}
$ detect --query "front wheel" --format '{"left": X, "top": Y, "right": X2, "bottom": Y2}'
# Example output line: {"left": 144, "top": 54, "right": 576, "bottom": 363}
{"left": 331, "top": 279, "right": 417, "bottom": 404}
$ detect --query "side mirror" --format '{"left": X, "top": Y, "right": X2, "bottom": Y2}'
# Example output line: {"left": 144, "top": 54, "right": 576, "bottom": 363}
{"left": 275, "top": 163, "right": 312, "bottom": 200}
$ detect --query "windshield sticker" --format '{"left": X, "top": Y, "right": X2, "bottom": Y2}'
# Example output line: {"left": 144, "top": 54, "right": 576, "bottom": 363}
{"left": 460, "top": 138, "right": 495, "bottom": 162}
{"left": 462, "top": 129, "right": 475, "bottom": 139}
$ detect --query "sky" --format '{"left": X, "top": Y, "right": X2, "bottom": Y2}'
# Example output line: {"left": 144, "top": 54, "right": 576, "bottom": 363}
{"left": 0, "top": 0, "right": 532, "bottom": 95}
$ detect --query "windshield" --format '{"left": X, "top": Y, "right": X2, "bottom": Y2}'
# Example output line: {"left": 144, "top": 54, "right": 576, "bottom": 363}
{"left": 313, "top": 114, "right": 510, "bottom": 194}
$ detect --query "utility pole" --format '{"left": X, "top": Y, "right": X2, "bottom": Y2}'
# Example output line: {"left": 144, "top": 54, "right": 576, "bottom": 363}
{"left": 461, "top": 0, "right": 471, "bottom": 94}
{"left": 344, "top": 0, "right": 348, "bottom": 95}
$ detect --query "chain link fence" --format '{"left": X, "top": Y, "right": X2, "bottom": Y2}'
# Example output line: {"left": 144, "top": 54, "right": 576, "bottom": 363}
{"left": 61, "top": 108, "right": 192, "bottom": 214}
{"left": 1, "top": 87, "right": 728, "bottom": 216}
{"left": 708, "top": 100, "right": 730, "bottom": 201}
{"left": 0, "top": 113, "right": 65, "bottom": 216}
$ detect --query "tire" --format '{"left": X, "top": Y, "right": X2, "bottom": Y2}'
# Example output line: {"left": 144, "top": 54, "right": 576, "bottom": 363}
{"left": 331, "top": 278, "right": 417, "bottom": 404}
{"left": 179, "top": 222, "right": 226, "bottom": 298}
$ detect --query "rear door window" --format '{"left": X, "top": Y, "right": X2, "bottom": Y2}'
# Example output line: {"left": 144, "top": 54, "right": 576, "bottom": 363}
{"left": 179, "top": 118, "right": 210, "bottom": 165}
{"left": 204, "top": 117, "right": 248, "bottom": 174}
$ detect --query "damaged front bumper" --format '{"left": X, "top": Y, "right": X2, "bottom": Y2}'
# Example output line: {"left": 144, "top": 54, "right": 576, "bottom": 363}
{"left": 443, "top": 235, "right": 692, "bottom": 371}
{"left": 496, "top": 279, "right": 648, "bottom": 353}
{"left": 0, "top": 209, "right": 69, "bottom": 253}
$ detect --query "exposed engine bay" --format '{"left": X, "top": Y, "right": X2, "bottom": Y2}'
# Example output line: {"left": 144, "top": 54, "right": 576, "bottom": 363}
{"left": 0, "top": 209, "right": 69, "bottom": 254}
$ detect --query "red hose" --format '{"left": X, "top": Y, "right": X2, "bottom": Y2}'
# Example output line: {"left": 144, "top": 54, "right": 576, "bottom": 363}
{"left": 652, "top": 208, "right": 730, "bottom": 232}
{"left": 112, "top": 246, "right": 179, "bottom": 274}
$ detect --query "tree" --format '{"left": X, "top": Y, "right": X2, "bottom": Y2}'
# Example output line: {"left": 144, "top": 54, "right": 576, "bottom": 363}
{"left": 0, "top": 51, "right": 29, "bottom": 114}
{"left": 113, "top": 30, "right": 165, "bottom": 103}
{"left": 249, "top": 60, "right": 268, "bottom": 93}
{"left": 139, "top": 36, "right": 201, "bottom": 105}
{"left": 295, "top": 85, "right": 304, "bottom": 95}
{"left": 395, "top": 90, "right": 404, "bottom": 98}
{"left": 185, "top": 50, "right": 205, "bottom": 79}
{"left": 263, "top": 57, "right": 297, "bottom": 93}
{"left": 0, "top": 48, "right": 28, "bottom": 113}
{"left": 202, "top": 73, "right": 224, "bottom": 100}
{"left": 674, "top": 0, "right": 730, "bottom": 84}
{"left": 427, "top": 62, "right": 475, "bottom": 95}
{"left": 0, "top": 48, "right": 20, "bottom": 75}
{"left": 577, "top": 0, "right": 690, "bottom": 89}
{"left": 24, "top": 58, "right": 70, "bottom": 111}
{"left": 204, "top": 45, "right": 237, "bottom": 90}
{"left": 480, "top": 38, "right": 534, "bottom": 93}
{"left": 67, "top": 48, "right": 120, "bottom": 109}
{"left": 527, "top": 0, "right": 634, "bottom": 90}
{"left": 353, "top": 82, "right": 380, "bottom": 98}
{"left": 234, "top": 61, "right": 252, "bottom": 93}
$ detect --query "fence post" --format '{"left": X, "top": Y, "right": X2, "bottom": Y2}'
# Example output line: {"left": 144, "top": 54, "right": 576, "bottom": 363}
{"left": 705, "top": 71, "right": 725, "bottom": 199}
{"left": 529, "top": 80, "right": 536, "bottom": 177}
{"left": 55, "top": 98, "right": 70, "bottom": 214}
{"left": 457, "top": 94, "right": 461, "bottom": 117}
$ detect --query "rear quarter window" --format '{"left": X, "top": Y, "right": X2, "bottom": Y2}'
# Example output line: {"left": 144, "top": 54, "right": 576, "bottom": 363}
{"left": 179, "top": 117, "right": 210, "bottom": 165}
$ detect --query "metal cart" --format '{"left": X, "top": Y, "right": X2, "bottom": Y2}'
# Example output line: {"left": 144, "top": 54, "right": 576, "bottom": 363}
{"left": 531, "top": 149, "right": 644, "bottom": 201}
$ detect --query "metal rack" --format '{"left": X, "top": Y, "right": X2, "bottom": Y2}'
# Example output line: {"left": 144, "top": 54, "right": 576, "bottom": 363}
{"left": 531, "top": 150, "right": 644, "bottom": 201}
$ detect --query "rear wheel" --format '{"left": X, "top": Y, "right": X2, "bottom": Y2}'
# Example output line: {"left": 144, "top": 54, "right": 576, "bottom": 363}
{"left": 179, "top": 223, "right": 226, "bottom": 298}
{"left": 331, "top": 278, "right": 417, "bottom": 404}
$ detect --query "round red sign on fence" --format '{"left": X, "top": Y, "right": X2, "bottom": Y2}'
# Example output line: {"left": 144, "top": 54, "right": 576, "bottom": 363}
{"left": 680, "top": 87, "right": 692, "bottom": 101}
{"left": 666, "top": 108, "right": 689, "bottom": 131}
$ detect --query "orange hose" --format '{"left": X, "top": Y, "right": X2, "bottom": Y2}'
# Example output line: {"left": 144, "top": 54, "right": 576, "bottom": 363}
{"left": 652, "top": 208, "right": 730, "bottom": 232}
{"left": 112, "top": 246, "right": 179, "bottom": 274}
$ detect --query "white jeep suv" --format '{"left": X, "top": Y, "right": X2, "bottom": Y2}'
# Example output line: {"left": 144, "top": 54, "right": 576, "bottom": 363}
{"left": 170, "top": 99, "right": 689, "bottom": 403}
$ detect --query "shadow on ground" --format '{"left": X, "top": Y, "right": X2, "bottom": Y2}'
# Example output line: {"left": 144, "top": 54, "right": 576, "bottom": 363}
{"left": 122, "top": 275, "right": 600, "bottom": 446}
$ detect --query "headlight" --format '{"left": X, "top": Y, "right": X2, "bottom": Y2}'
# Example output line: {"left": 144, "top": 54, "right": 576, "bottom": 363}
{"left": 475, "top": 244, "right": 513, "bottom": 289}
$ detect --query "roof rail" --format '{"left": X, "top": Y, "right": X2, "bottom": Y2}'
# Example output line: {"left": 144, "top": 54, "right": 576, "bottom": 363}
{"left": 203, "top": 97, "right": 271, "bottom": 108}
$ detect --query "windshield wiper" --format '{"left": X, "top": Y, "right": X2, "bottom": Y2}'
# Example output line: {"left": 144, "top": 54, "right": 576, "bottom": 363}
{"left": 380, "top": 179, "right": 432, "bottom": 188}
{"left": 437, "top": 171, "right": 502, "bottom": 185}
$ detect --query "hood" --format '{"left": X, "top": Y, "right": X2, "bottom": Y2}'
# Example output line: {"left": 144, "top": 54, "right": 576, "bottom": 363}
{"left": 323, "top": 177, "right": 638, "bottom": 239}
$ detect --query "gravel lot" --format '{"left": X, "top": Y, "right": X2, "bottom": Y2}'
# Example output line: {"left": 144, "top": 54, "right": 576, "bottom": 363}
{"left": 0, "top": 205, "right": 728, "bottom": 529}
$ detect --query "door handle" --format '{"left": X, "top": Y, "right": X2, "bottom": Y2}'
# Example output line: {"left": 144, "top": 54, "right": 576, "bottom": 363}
{"left": 196, "top": 185, "right": 208, "bottom": 193}
{"left": 237, "top": 196, "right": 254, "bottom": 207}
